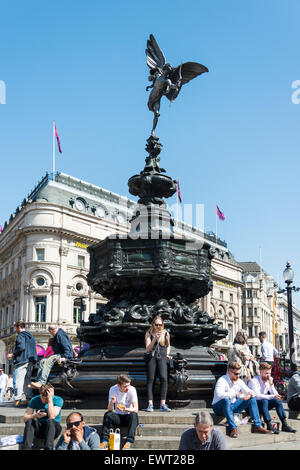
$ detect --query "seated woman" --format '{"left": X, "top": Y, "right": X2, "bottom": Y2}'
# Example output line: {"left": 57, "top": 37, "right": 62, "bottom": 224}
{"left": 145, "top": 316, "right": 172, "bottom": 412}
{"left": 227, "top": 330, "right": 259, "bottom": 383}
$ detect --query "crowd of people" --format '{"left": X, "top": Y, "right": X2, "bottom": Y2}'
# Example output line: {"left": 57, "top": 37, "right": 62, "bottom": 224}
{"left": 1, "top": 321, "right": 300, "bottom": 450}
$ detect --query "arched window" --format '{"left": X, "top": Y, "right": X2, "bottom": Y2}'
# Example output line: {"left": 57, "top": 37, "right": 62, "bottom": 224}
{"left": 35, "top": 297, "right": 47, "bottom": 322}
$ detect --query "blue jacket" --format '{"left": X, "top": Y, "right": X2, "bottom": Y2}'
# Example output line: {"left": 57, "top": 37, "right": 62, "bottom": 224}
{"left": 52, "top": 328, "right": 74, "bottom": 359}
{"left": 13, "top": 330, "right": 37, "bottom": 366}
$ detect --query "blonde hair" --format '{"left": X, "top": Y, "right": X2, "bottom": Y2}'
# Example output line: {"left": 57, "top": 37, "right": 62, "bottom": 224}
{"left": 147, "top": 316, "right": 166, "bottom": 346}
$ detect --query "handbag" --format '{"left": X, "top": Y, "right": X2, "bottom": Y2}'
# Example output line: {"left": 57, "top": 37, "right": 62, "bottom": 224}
{"left": 144, "top": 341, "right": 161, "bottom": 361}
{"left": 144, "top": 350, "right": 154, "bottom": 361}
{"left": 108, "top": 428, "right": 120, "bottom": 450}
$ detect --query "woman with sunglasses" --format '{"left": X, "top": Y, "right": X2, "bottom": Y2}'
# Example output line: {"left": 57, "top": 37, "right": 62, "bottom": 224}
{"left": 145, "top": 316, "right": 172, "bottom": 412}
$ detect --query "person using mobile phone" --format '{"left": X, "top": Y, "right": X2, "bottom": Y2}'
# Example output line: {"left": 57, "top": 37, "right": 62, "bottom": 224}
{"left": 22, "top": 383, "right": 63, "bottom": 450}
{"left": 56, "top": 412, "right": 100, "bottom": 450}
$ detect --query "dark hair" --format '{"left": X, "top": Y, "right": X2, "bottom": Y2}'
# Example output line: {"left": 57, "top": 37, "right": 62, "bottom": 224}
{"left": 66, "top": 411, "right": 84, "bottom": 423}
{"left": 233, "top": 330, "right": 248, "bottom": 345}
{"left": 14, "top": 321, "right": 25, "bottom": 329}
{"left": 259, "top": 331, "right": 266, "bottom": 338}
{"left": 39, "top": 383, "right": 54, "bottom": 397}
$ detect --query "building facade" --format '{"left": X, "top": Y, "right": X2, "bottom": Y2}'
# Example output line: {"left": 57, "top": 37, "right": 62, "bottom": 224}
{"left": 0, "top": 172, "right": 243, "bottom": 370}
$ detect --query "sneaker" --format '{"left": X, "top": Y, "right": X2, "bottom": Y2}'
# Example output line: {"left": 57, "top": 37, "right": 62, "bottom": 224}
{"left": 159, "top": 404, "right": 171, "bottom": 412}
{"left": 146, "top": 404, "right": 154, "bottom": 412}
{"left": 266, "top": 422, "right": 280, "bottom": 434}
{"left": 122, "top": 441, "right": 132, "bottom": 450}
{"left": 100, "top": 441, "right": 108, "bottom": 450}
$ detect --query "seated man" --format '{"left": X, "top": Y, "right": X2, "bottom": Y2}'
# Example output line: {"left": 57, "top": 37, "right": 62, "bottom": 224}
{"left": 287, "top": 371, "right": 300, "bottom": 413}
{"left": 100, "top": 374, "right": 139, "bottom": 450}
{"left": 248, "top": 362, "right": 296, "bottom": 433}
{"left": 30, "top": 324, "right": 74, "bottom": 389}
{"left": 22, "top": 383, "right": 63, "bottom": 450}
{"left": 212, "top": 361, "right": 273, "bottom": 438}
{"left": 56, "top": 412, "right": 100, "bottom": 450}
{"left": 179, "top": 410, "right": 227, "bottom": 450}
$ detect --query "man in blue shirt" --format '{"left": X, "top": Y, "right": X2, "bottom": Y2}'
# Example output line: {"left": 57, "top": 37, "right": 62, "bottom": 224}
{"left": 22, "top": 383, "right": 63, "bottom": 450}
{"left": 30, "top": 324, "right": 74, "bottom": 389}
{"left": 7, "top": 321, "right": 37, "bottom": 407}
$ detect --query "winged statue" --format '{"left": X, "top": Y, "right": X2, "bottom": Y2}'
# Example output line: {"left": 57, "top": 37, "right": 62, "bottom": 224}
{"left": 146, "top": 34, "right": 208, "bottom": 137}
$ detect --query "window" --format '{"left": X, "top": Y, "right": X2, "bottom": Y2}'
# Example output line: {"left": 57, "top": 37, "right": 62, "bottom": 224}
{"left": 73, "top": 299, "right": 82, "bottom": 324}
{"left": 248, "top": 326, "right": 253, "bottom": 337}
{"left": 76, "top": 282, "right": 83, "bottom": 292}
{"left": 36, "top": 248, "right": 45, "bottom": 261}
{"left": 254, "top": 307, "right": 257, "bottom": 316}
{"left": 227, "top": 324, "right": 233, "bottom": 342}
{"left": 248, "top": 308, "right": 252, "bottom": 316}
{"left": 247, "top": 289, "right": 252, "bottom": 298}
{"left": 230, "top": 293, "right": 233, "bottom": 303}
{"left": 220, "top": 291, "right": 223, "bottom": 300}
{"left": 36, "top": 277, "right": 45, "bottom": 287}
{"left": 35, "top": 296, "right": 47, "bottom": 322}
{"left": 78, "top": 256, "right": 85, "bottom": 268}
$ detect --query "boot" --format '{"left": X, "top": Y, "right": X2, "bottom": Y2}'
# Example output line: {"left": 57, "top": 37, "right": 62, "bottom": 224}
{"left": 281, "top": 420, "right": 297, "bottom": 433}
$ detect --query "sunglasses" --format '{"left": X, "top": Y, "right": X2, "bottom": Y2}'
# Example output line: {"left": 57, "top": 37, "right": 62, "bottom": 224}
{"left": 154, "top": 323, "right": 162, "bottom": 327}
{"left": 66, "top": 420, "right": 82, "bottom": 429}
{"left": 231, "top": 371, "right": 241, "bottom": 376}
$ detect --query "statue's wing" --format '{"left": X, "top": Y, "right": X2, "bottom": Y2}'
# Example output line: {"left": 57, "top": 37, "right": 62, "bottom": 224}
{"left": 145, "top": 34, "right": 166, "bottom": 72}
{"left": 169, "top": 62, "right": 208, "bottom": 86}
{"left": 165, "top": 62, "right": 208, "bottom": 101}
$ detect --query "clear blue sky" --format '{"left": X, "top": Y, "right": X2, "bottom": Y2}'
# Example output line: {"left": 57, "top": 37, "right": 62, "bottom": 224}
{"left": 1, "top": 0, "right": 300, "bottom": 300}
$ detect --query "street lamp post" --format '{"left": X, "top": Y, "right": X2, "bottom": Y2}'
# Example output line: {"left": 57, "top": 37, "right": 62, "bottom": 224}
{"left": 279, "top": 261, "right": 300, "bottom": 372}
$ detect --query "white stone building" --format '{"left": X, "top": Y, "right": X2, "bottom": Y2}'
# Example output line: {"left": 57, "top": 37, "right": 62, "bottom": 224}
{"left": 0, "top": 172, "right": 243, "bottom": 370}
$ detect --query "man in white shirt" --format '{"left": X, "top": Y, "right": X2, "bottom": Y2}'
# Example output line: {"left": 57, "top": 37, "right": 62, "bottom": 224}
{"left": 0, "top": 369, "right": 8, "bottom": 402}
{"left": 258, "top": 332, "right": 278, "bottom": 368}
{"left": 100, "top": 374, "right": 139, "bottom": 450}
{"left": 248, "top": 362, "right": 296, "bottom": 433}
{"left": 212, "top": 362, "right": 273, "bottom": 438}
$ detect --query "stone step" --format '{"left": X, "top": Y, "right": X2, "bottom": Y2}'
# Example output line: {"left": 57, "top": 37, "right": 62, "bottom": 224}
{"left": 1, "top": 404, "right": 300, "bottom": 450}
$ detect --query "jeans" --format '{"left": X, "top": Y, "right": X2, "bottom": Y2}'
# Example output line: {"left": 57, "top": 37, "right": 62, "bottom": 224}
{"left": 36, "top": 354, "right": 60, "bottom": 385}
{"left": 146, "top": 355, "right": 168, "bottom": 401}
{"left": 213, "top": 397, "right": 262, "bottom": 431}
{"left": 22, "top": 418, "right": 62, "bottom": 450}
{"left": 100, "top": 411, "right": 139, "bottom": 443}
{"left": 257, "top": 398, "right": 286, "bottom": 422}
{"left": 14, "top": 362, "right": 34, "bottom": 401}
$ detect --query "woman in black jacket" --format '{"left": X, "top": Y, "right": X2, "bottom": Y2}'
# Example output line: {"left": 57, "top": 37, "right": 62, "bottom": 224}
{"left": 145, "top": 316, "right": 171, "bottom": 412}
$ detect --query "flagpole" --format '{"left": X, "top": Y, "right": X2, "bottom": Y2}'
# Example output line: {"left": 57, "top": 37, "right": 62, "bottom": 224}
{"left": 52, "top": 121, "right": 55, "bottom": 180}
{"left": 215, "top": 206, "right": 218, "bottom": 245}
{"left": 176, "top": 176, "right": 179, "bottom": 222}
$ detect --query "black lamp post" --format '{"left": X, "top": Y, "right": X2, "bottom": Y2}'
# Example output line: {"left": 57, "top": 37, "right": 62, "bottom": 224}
{"left": 279, "top": 261, "right": 300, "bottom": 372}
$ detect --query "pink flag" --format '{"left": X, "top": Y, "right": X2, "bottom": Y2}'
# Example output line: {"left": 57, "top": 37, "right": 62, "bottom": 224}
{"left": 216, "top": 205, "right": 225, "bottom": 221}
{"left": 54, "top": 122, "right": 62, "bottom": 154}
{"left": 0, "top": 225, "right": 2, "bottom": 233}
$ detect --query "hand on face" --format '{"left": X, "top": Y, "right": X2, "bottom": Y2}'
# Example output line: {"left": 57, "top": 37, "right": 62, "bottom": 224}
{"left": 72, "top": 426, "right": 84, "bottom": 442}
{"left": 63, "top": 429, "right": 72, "bottom": 444}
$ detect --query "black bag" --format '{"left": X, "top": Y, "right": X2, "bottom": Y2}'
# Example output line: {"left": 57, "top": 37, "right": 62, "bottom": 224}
{"left": 144, "top": 350, "right": 154, "bottom": 361}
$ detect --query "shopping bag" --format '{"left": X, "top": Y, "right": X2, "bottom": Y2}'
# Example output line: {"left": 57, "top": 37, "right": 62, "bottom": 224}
{"left": 108, "top": 428, "right": 120, "bottom": 450}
